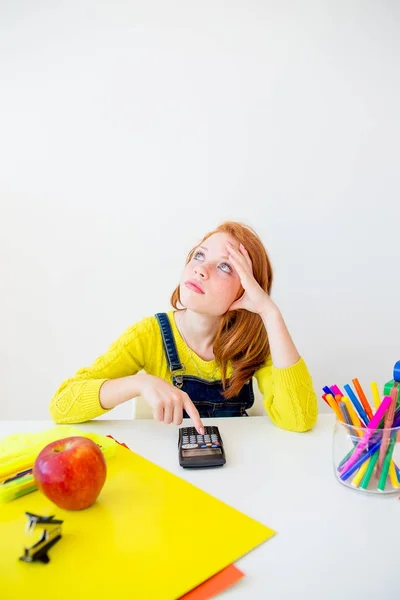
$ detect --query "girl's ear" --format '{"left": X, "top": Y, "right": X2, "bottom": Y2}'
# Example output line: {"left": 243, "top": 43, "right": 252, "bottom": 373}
{"left": 227, "top": 292, "right": 245, "bottom": 312}
{"left": 234, "top": 286, "right": 244, "bottom": 301}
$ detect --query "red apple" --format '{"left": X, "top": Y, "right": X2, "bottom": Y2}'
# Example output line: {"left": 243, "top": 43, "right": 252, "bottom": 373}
{"left": 33, "top": 436, "right": 107, "bottom": 510}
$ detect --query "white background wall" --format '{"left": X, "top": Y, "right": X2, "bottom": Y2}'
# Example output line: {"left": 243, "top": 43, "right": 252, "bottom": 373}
{"left": 1, "top": 0, "right": 399, "bottom": 420}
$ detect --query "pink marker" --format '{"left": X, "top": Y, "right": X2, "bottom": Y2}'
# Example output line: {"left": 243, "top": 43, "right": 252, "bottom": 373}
{"left": 331, "top": 384, "right": 343, "bottom": 397}
{"left": 338, "top": 395, "right": 392, "bottom": 474}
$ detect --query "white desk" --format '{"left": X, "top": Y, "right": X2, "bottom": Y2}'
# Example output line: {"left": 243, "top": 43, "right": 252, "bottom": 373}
{"left": 0, "top": 416, "right": 398, "bottom": 600}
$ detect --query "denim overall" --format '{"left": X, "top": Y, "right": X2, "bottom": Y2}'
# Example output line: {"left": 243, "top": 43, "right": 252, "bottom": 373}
{"left": 155, "top": 313, "right": 254, "bottom": 418}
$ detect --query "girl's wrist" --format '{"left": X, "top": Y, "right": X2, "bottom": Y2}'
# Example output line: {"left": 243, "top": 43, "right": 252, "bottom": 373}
{"left": 259, "top": 298, "right": 280, "bottom": 321}
{"left": 132, "top": 372, "right": 152, "bottom": 395}
{"left": 259, "top": 303, "right": 281, "bottom": 324}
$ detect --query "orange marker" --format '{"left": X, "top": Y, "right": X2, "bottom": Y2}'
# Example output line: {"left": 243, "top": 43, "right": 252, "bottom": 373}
{"left": 352, "top": 378, "right": 373, "bottom": 421}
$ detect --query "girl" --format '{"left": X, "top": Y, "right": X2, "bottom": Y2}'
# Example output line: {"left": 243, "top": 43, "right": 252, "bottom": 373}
{"left": 50, "top": 221, "right": 318, "bottom": 434}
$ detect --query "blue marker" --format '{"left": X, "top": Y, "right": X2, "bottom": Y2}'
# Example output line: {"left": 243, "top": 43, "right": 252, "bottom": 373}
{"left": 343, "top": 384, "right": 369, "bottom": 426}
{"left": 323, "top": 386, "right": 335, "bottom": 397}
{"left": 393, "top": 360, "right": 400, "bottom": 383}
{"left": 339, "top": 441, "right": 381, "bottom": 481}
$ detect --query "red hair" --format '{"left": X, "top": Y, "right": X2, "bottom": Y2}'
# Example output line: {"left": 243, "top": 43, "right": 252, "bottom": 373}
{"left": 171, "top": 221, "right": 273, "bottom": 398}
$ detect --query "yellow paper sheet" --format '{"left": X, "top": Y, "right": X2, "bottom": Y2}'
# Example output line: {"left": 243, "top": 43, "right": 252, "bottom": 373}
{"left": 0, "top": 444, "right": 275, "bottom": 600}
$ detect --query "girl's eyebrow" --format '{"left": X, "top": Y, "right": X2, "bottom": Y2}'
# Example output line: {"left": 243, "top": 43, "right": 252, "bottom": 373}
{"left": 197, "top": 246, "right": 231, "bottom": 261}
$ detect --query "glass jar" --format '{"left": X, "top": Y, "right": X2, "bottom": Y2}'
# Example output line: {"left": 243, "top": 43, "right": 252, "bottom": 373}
{"left": 332, "top": 420, "right": 400, "bottom": 494}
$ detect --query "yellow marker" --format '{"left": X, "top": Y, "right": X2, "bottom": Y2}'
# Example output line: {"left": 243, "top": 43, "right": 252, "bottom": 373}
{"left": 0, "top": 458, "right": 33, "bottom": 482}
{"left": 389, "top": 462, "right": 400, "bottom": 489}
{"left": 342, "top": 396, "right": 363, "bottom": 435}
{"left": 370, "top": 381, "right": 381, "bottom": 411}
{"left": 352, "top": 459, "right": 370, "bottom": 487}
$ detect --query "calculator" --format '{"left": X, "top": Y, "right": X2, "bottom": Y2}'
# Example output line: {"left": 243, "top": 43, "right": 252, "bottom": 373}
{"left": 178, "top": 426, "right": 226, "bottom": 468}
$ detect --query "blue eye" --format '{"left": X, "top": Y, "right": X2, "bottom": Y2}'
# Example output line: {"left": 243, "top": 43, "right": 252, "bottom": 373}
{"left": 193, "top": 251, "right": 205, "bottom": 261}
{"left": 219, "top": 262, "right": 232, "bottom": 274}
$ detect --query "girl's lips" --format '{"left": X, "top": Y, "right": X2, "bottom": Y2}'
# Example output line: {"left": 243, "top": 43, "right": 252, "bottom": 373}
{"left": 185, "top": 281, "right": 204, "bottom": 294}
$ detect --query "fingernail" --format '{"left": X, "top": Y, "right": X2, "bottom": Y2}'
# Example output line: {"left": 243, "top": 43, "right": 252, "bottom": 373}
{"left": 199, "top": 427, "right": 204, "bottom": 435}
{"left": 226, "top": 241, "right": 233, "bottom": 246}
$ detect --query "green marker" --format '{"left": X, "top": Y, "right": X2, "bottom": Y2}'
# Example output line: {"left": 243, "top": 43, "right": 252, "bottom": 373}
{"left": 383, "top": 379, "right": 400, "bottom": 404}
{"left": 378, "top": 436, "right": 397, "bottom": 491}
{"left": 360, "top": 450, "right": 379, "bottom": 490}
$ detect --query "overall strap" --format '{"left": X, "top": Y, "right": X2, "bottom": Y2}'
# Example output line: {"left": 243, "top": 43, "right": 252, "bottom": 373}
{"left": 155, "top": 313, "right": 184, "bottom": 373}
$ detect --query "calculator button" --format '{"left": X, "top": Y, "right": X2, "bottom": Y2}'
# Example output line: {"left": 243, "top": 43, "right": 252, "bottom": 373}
{"left": 206, "top": 443, "right": 212, "bottom": 447}
{"left": 182, "top": 443, "right": 198, "bottom": 449}
{"left": 201, "top": 445, "right": 207, "bottom": 448}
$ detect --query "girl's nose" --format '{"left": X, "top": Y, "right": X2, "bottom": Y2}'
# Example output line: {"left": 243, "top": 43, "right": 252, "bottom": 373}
{"left": 194, "top": 264, "right": 209, "bottom": 279}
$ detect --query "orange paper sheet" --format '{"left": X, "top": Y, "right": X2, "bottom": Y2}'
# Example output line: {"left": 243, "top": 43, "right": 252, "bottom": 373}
{"left": 180, "top": 564, "right": 244, "bottom": 599}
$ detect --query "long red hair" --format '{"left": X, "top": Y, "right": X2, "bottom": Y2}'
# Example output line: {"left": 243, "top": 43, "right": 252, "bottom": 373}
{"left": 170, "top": 221, "right": 273, "bottom": 398}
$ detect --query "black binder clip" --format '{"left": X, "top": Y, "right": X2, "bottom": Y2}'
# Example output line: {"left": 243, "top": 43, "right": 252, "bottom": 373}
{"left": 19, "top": 512, "right": 64, "bottom": 564}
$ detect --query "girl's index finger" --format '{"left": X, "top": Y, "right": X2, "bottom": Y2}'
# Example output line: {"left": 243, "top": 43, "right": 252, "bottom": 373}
{"left": 183, "top": 397, "right": 204, "bottom": 435}
{"left": 239, "top": 243, "right": 253, "bottom": 271}
{"left": 226, "top": 242, "right": 250, "bottom": 274}
{"left": 226, "top": 247, "right": 246, "bottom": 272}
{"left": 227, "top": 251, "right": 252, "bottom": 286}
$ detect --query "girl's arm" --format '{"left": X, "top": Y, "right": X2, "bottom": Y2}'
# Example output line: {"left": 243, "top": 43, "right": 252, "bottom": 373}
{"left": 259, "top": 307, "right": 300, "bottom": 368}
{"left": 254, "top": 356, "right": 318, "bottom": 432}
{"left": 227, "top": 241, "right": 318, "bottom": 431}
{"left": 49, "top": 317, "right": 205, "bottom": 433}
{"left": 49, "top": 319, "right": 150, "bottom": 424}
{"left": 257, "top": 308, "right": 318, "bottom": 431}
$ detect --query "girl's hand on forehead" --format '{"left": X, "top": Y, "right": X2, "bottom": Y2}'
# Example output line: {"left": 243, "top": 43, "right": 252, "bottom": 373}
{"left": 226, "top": 242, "right": 275, "bottom": 316}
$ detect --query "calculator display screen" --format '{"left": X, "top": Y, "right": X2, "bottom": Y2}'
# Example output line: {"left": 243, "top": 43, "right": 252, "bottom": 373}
{"left": 182, "top": 448, "right": 222, "bottom": 457}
